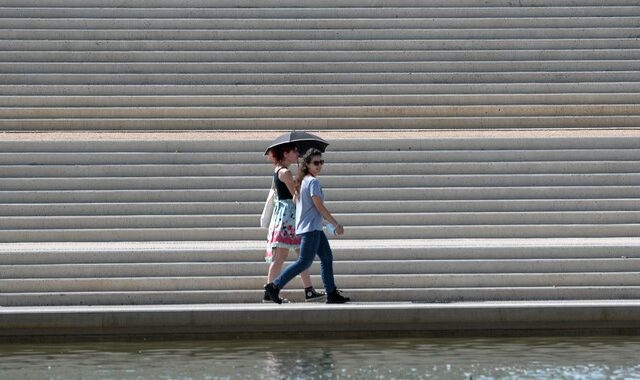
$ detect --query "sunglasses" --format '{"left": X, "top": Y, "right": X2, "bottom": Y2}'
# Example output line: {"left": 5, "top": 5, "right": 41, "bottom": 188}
{"left": 311, "top": 160, "right": 325, "bottom": 166}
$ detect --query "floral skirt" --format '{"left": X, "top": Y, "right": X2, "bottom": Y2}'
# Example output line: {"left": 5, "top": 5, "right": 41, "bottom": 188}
{"left": 266, "top": 199, "right": 301, "bottom": 263}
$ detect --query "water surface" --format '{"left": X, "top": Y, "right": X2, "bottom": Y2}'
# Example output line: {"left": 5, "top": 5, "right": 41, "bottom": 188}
{"left": 1, "top": 336, "right": 639, "bottom": 379}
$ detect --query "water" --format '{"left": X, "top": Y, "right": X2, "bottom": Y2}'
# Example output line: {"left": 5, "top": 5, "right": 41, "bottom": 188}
{"left": 1, "top": 336, "right": 639, "bottom": 379}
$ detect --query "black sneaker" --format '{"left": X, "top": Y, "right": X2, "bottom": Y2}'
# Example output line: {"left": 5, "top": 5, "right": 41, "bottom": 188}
{"left": 326, "top": 289, "right": 350, "bottom": 304}
{"left": 305, "top": 288, "right": 326, "bottom": 302}
{"left": 263, "top": 285, "right": 290, "bottom": 303}
{"left": 264, "top": 283, "right": 283, "bottom": 304}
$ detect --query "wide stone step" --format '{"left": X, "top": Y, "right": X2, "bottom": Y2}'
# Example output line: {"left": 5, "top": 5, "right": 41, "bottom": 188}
{"left": 3, "top": 39, "right": 638, "bottom": 51}
{"left": 3, "top": 17, "right": 640, "bottom": 30}
{"left": 5, "top": 61, "right": 640, "bottom": 74}
{"left": 3, "top": 72, "right": 639, "bottom": 86}
{"left": 5, "top": 29, "right": 637, "bottom": 42}
{"left": 4, "top": 116, "right": 639, "bottom": 130}
{"left": 2, "top": 258, "right": 638, "bottom": 278}
{"left": 5, "top": 6, "right": 640, "bottom": 18}
{"left": 1, "top": 211, "right": 640, "bottom": 229}
{"left": 7, "top": 0, "right": 640, "bottom": 7}
{"left": 3, "top": 148, "right": 640, "bottom": 164}
{"left": 1, "top": 136, "right": 638, "bottom": 152}
{"left": 1, "top": 239, "right": 637, "bottom": 264}
{"left": 3, "top": 199, "right": 639, "bottom": 217}
{"left": 1, "top": 162, "right": 637, "bottom": 177}
{"left": 3, "top": 272, "right": 639, "bottom": 293}
{"left": 6, "top": 29, "right": 640, "bottom": 41}
{"left": 2, "top": 187, "right": 638, "bottom": 203}
{"left": 0, "top": 224, "right": 639, "bottom": 242}
{"left": 6, "top": 49, "right": 640, "bottom": 63}
{"left": 2, "top": 105, "right": 639, "bottom": 119}
{"left": 5, "top": 148, "right": 640, "bottom": 165}
{"left": 5, "top": 83, "right": 640, "bottom": 96}
{"left": 1, "top": 136, "right": 638, "bottom": 151}
{"left": 3, "top": 93, "right": 640, "bottom": 108}
{"left": 2, "top": 286, "right": 640, "bottom": 306}
{"left": 3, "top": 174, "right": 640, "bottom": 191}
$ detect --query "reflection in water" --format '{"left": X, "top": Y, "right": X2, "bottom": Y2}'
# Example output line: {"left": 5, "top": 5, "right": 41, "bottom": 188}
{"left": 265, "top": 345, "right": 336, "bottom": 379}
{"left": 0, "top": 336, "right": 639, "bottom": 379}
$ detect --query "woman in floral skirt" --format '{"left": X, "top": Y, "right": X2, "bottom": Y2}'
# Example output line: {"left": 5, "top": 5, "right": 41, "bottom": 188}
{"left": 264, "top": 142, "right": 325, "bottom": 302}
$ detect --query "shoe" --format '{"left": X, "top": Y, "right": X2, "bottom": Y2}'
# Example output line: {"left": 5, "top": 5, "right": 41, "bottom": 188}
{"left": 263, "top": 289, "right": 290, "bottom": 303}
{"left": 305, "top": 288, "right": 326, "bottom": 302}
{"left": 264, "top": 283, "right": 283, "bottom": 304}
{"left": 326, "top": 289, "right": 350, "bottom": 304}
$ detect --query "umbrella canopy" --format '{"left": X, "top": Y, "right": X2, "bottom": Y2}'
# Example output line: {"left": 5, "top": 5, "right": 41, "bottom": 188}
{"left": 264, "top": 131, "right": 329, "bottom": 155}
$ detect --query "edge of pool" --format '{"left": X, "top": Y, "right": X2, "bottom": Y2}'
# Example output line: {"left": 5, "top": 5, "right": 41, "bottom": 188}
{"left": 2, "top": 300, "right": 640, "bottom": 342}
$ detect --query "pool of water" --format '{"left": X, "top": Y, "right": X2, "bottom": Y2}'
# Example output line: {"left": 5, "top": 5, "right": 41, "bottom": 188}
{"left": 1, "top": 336, "right": 639, "bottom": 379}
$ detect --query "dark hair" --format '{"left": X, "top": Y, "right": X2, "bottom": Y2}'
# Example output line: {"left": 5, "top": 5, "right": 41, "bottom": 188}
{"left": 295, "top": 148, "right": 322, "bottom": 195}
{"left": 266, "top": 143, "right": 297, "bottom": 164}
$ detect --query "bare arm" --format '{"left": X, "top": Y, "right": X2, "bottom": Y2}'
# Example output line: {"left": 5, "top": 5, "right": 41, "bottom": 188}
{"left": 312, "top": 195, "right": 344, "bottom": 235}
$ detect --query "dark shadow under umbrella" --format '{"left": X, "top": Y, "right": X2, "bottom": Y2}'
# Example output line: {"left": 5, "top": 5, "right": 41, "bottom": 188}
{"left": 264, "top": 131, "right": 329, "bottom": 155}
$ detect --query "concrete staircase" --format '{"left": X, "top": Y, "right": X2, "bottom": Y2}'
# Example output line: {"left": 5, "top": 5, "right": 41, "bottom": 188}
{"left": 1, "top": 137, "right": 639, "bottom": 305}
{"left": 1, "top": 0, "right": 640, "bottom": 130}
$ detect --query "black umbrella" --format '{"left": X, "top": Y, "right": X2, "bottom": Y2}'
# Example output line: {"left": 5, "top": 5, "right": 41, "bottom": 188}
{"left": 264, "top": 131, "right": 329, "bottom": 155}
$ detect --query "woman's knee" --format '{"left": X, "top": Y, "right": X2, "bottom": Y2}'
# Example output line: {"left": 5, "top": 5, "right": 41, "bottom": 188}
{"left": 271, "top": 248, "right": 289, "bottom": 264}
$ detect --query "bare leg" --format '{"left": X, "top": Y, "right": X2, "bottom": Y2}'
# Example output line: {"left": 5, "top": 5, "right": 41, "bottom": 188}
{"left": 300, "top": 269, "right": 313, "bottom": 288}
{"left": 267, "top": 247, "right": 288, "bottom": 284}
{"left": 299, "top": 249, "right": 313, "bottom": 288}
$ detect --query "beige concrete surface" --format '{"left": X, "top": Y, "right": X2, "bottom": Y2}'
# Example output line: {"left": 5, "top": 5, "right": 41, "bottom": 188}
{"left": 2, "top": 301, "right": 640, "bottom": 341}
{"left": 2, "top": 129, "right": 640, "bottom": 141}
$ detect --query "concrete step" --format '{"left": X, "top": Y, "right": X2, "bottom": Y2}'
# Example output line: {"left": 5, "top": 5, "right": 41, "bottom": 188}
{"left": 6, "top": 0, "right": 640, "bottom": 7}
{"left": 3, "top": 39, "right": 638, "bottom": 51}
{"left": 2, "top": 211, "right": 639, "bottom": 230}
{"left": 0, "top": 224, "right": 639, "bottom": 242}
{"left": 4, "top": 116, "right": 640, "bottom": 130}
{"left": 2, "top": 137, "right": 640, "bottom": 152}
{"left": 4, "top": 83, "right": 640, "bottom": 96}
{"left": 0, "top": 14, "right": 640, "bottom": 31}
{"left": 1, "top": 161, "right": 638, "bottom": 177}
{"left": 1, "top": 187, "right": 638, "bottom": 203}
{"left": 1, "top": 239, "right": 637, "bottom": 264}
{"left": 2, "top": 105, "right": 639, "bottom": 119}
{"left": 3, "top": 72, "right": 639, "bottom": 86}
{"left": 3, "top": 17, "right": 640, "bottom": 30}
{"left": 2, "top": 286, "right": 640, "bottom": 306}
{"left": 3, "top": 258, "right": 638, "bottom": 278}
{"left": 3, "top": 199, "right": 640, "bottom": 217}
{"left": 5, "top": 61, "right": 640, "bottom": 74}
{"left": 3, "top": 272, "right": 639, "bottom": 293}
{"left": 3, "top": 148, "right": 640, "bottom": 164}
{"left": 3, "top": 93, "right": 640, "bottom": 107}
{"left": 6, "top": 49, "right": 640, "bottom": 63}
{"left": 3, "top": 174, "right": 640, "bottom": 191}
{"left": 5, "top": 29, "right": 640, "bottom": 41}
{"left": 1, "top": 137, "right": 639, "bottom": 151}
{"left": 5, "top": 6, "right": 640, "bottom": 18}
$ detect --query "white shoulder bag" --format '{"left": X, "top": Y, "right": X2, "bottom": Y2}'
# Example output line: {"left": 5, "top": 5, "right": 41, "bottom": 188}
{"left": 260, "top": 183, "right": 276, "bottom": 228}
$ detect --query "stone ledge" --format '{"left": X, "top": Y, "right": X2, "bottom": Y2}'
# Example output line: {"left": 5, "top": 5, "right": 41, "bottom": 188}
{"left": 2, "top": 301, "right": 640, "bottom": 342}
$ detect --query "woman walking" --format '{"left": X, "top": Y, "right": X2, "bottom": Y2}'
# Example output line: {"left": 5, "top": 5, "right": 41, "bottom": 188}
{"left": 264, "top": 148, "right": 350, "bottom": 304}
{"left": 265, "top": 143, "right": 325, "bottom": 302}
